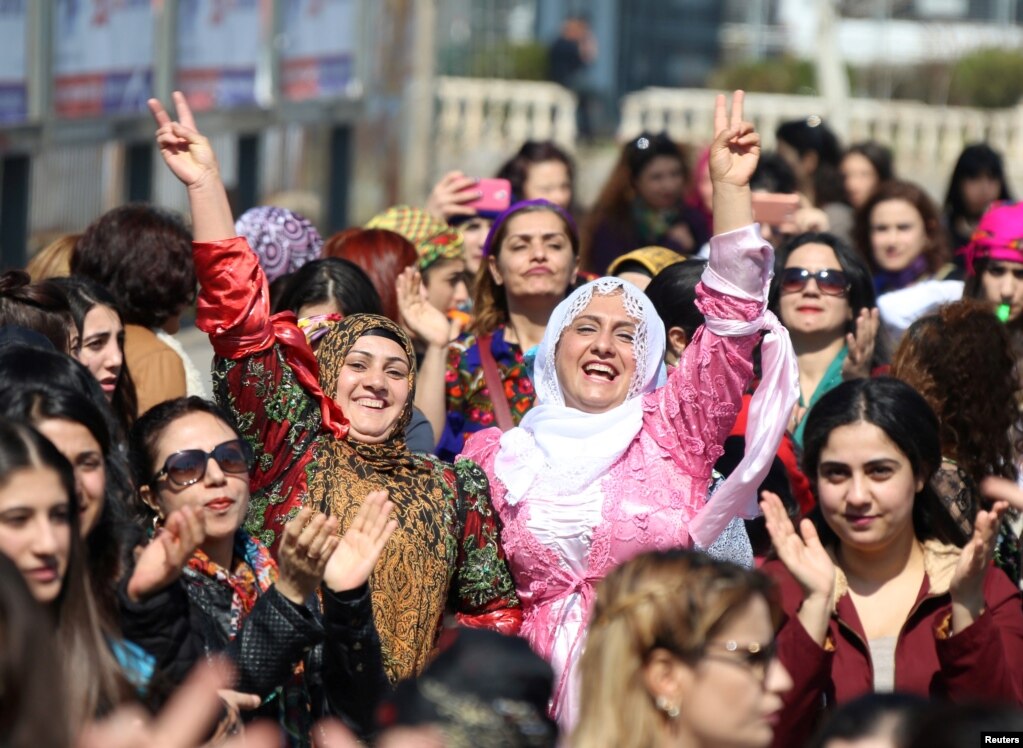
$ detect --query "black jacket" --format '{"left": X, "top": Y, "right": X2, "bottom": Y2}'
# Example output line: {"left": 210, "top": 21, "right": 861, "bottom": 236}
{"left": 119, "top": 553, "right": 386, "bottom": 744}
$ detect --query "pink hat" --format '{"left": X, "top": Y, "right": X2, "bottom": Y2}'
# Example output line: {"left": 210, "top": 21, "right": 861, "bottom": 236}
{"left": 964, "top": 201, "right": 1023, "bottom": 275}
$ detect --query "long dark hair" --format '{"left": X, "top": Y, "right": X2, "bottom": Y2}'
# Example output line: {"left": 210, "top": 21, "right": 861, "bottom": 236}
{"left": 801, "top": 377, "right": 962, "bottom": 547}
{"left": 0, "top": 418, "right": 133, "bottom": 728}
{"left": 944, "top": 144, "right": 1012, "bottom": 224}
{"left": 0, "top": 381, "right": 134, "bottom": 618}
{"left": 583, "top": 132, "right": 689, "bottom": 262}
{"left": 0, "top": 552, "right": 69, "bottom": 748}
{"left": 50, "top": 275, "right": 138, "bottom": 435}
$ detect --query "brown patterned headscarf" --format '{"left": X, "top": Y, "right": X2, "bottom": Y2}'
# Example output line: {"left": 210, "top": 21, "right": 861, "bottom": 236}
{"left": 314, "top": 313, "right": 416, "bottom": 471}
{"left": 309, "top": 313, "right": 453, "bottom": 682}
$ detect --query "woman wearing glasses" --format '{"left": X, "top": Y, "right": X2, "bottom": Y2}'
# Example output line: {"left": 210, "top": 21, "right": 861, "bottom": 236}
{"left": 761, "top": 377, "right": 1023, "bottom": 748}
{"left": 124, "top": 396, "right": 394, "bottom": 743}
{"left": 571, "top": 549, "right": 792, "bottom": 748}
{"left": 768, "top": 233, "right": 881, "bottom": 450}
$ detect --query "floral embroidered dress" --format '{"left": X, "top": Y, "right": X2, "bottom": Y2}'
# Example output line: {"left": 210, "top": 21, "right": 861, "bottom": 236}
{"left": 461, "top": 225, "right": 797, "bottom": 728}
{"left": 437, "top": 326, "right": 535, "bottom": 461}
{"left": 194, "top": 236, "right": 521, "bottom": 683}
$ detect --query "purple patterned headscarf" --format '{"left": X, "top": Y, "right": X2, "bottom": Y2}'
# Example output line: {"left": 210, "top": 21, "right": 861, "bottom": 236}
{"left": 482, "top": 199, "right": 579, "bottom": 256}
{"left": 235, "top": 206, "right": 323, "bottom": 282}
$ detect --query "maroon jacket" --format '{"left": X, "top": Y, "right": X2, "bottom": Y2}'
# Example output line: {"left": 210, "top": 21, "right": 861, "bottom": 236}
{"left": 763, "top": 541, "right": 1023, "bottom": 748}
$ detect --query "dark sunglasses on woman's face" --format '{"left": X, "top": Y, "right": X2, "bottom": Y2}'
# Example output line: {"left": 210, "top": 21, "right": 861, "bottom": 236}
{"left": 151, "top": 439, "right": 253, "bottom": 488}
{"left": 780, "top": 267, "right": 850, "bottom": 296}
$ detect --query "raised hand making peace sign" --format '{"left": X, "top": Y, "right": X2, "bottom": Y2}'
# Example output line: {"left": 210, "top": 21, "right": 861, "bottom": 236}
{"left": 148, "top": 91, "right": 235, "bottom": 242}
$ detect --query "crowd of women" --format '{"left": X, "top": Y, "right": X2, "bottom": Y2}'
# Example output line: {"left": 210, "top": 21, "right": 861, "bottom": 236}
{"left": 1, "top": 87, "right": 1023, "bottom": 748}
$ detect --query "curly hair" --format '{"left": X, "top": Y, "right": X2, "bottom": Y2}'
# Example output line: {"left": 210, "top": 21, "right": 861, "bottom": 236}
{"left": 890, "top": 300, "right": 1021, "bottom": 487}
{"left": 321, "top": 228, "right": 417, "bottom": 322}
{"left": 72, "top": 204, "right": 195, "bottom": 328}
{"left": 852, "top": 180, "right": 950, "bottom": 276}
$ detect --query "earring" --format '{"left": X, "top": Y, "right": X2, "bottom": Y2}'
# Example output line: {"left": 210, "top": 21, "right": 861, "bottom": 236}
{"left": 656, "top": 695, "right": 680, "bottom": 719}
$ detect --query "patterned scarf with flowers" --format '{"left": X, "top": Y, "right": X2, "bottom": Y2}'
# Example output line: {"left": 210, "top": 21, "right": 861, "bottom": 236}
{"left": 187, "top": 531, "right": 278, "bottom": 637}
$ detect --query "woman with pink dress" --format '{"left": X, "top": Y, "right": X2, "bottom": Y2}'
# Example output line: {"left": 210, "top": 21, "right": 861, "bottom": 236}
{"left": 460, "top": 91, "right": 799, "bottom": 729}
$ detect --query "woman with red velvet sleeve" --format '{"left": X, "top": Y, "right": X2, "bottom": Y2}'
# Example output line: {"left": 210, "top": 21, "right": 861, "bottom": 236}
{"left": 148, "top": 92, "right": 521, "bottom": 684}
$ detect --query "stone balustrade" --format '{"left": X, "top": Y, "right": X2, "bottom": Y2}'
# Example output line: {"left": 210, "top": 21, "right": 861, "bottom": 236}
{"left": 431, "top": 76, "right": 577, "bottom": 181}
{"left": 619, "top": 87, "right": 1023, "bottom": 198}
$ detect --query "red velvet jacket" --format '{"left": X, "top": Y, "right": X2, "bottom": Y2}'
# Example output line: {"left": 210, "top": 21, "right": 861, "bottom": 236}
{"left": 192, "top": 237, "right": 522, "bottom": 645}
{"left": 763, "top": 542, "right": 1023, "bottom": 748}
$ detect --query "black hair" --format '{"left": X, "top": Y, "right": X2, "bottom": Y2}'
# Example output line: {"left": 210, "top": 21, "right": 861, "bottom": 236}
{"left": 943, "top": 143, "right": 1013, "bottom": 222}
{"left": 808, "top": 692, "right": 930, "bottom": 748}
{"left": 0, "top": 270, "right": 74, "bottom": 354}
{"left": 769, "top": 232, "right": 887, "bottom": 364}
{"left": 0, "top": 378, "right": 135, "bottom": 624}
{"left": 843, "top": 141, "right": 895, "bottom": 183}
{"left": 776, "top": 118, "right": 845, "bottom": 206}
{"left": 801, "top": 377, "right": 962, "bottom": 547}
{"left": 273, "top": 257, "right": 383, "bottom": 317}
{"left": 0, "top": 551, "right": 69, "bottom": 748}
{"left": 0, "top": 417, "right": 133, "bottom": 725}
{"left": 48, "top": 275, "right": 138, "bottom": 435}
{"left": 644, "top": 259, "right": 707, "bottom": 344}
{"left": 907, "top": 703, "right": 1023, "bottom": 748}
{"left": 750, "top": 151, "right": 798, "bottom": 194}
{"left": 496, "top": 140, "right": 576, "bottom": 205}
{"left": 624, "top": 131, "right": 686, "bottom": 181}
{"left": 129, "top": 397, "right": 242, "bottom": 497}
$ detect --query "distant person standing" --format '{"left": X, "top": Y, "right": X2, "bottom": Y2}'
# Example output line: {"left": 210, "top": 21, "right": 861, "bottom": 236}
{"left": 549, "top": 15, "right": 597, "bottom": 140}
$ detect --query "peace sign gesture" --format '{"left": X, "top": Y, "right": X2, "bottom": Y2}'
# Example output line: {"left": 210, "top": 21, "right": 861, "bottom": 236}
{"left": 708, "top": 90, "right": 761, "bottom": 189}
{"left": 148, "top": 91, "right": 220, "bottom": 190}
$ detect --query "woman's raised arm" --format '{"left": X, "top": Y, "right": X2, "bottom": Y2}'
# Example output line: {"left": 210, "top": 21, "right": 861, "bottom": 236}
{"left": 148, "top": 92, "right": 235, "bottom": 242}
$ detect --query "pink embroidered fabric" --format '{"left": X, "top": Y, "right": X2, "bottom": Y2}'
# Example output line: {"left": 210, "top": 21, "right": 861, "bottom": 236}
{"left": 461, "top": 229, "right": 766, "bottom": 728}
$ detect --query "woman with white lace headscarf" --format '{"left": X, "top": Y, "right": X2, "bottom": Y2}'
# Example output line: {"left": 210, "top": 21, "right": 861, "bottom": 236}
{"left": 460, "top": 91, "right": 799, "bottom": 730}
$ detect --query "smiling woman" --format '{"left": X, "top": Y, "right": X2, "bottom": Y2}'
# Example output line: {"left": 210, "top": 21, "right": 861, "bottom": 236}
{"left": 761, "top": 377, "right": 1023, "bottom": 747}
{"left": 125, "top": 396, "right": 393, "bottom": 742}
{"left": 146, "top": 91, "right": 521, "bottom": 689}
{"left": 460, "top": 90, "right": 800, "bottom": 730}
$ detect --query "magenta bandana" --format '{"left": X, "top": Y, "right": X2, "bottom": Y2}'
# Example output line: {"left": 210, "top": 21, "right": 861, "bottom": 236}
{"left": 964, "top": 201, "right": 1023, "bottom": 274}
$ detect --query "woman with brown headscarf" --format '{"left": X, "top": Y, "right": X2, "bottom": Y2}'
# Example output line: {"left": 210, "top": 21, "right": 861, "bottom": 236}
{"left": 148, "top": 91, "right": 521, "bottom": 683}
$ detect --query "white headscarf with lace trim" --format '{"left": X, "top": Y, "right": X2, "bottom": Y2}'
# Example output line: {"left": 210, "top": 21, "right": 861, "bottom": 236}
{"left": 494, "top": 277, "right": 666, "bottom": 503}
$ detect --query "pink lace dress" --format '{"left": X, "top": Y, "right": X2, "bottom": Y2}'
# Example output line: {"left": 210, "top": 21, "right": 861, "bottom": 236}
{"left": 461, "top": 228, "right": 769, "bottom": 727}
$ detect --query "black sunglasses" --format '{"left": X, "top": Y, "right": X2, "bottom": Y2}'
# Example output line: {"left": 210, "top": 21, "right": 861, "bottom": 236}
{"left": 780, "top": 267, "right": 850, "bottom": 297}
{"left": 152, "top": 439, "right": 253, "bottom": 488}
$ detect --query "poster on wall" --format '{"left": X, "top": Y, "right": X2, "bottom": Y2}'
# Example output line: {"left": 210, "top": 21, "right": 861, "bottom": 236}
{"left": 177, "top": 0, "right": 261, "bottom": 111}
{"left": 281, "top": 0, "right": 357, "bottom": 101}
{"left": 0, "top": 0, "right": 27, "bottom": 123}
{"left": 53, "top": 0, "right": 154, "bottom": 118}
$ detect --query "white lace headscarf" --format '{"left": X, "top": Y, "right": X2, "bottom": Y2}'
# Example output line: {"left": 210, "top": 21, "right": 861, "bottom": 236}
{"left": 494, "top": 277, "right": 666, "bottom": 503}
